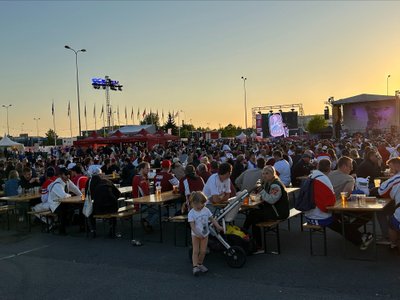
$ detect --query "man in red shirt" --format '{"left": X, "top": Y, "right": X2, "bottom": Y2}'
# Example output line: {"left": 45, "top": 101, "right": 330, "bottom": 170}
{"left": 155, "top": 160, "right": 179, "bottom": 192}
{"left": 132, "top": 162, "right": 153, "bottom": 232}
{"left": 70, "top": 165, "right": 88, "bottom": 192}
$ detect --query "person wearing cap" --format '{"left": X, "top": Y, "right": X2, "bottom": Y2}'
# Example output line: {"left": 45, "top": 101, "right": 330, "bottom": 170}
{"left": 47, "top": 167, "right": 82, "bottom": 235}
{"left": 316, "top": 146, "right": 330, "bottom": 162}
{"left": 179, "top": 165, "right": 205, "bottom": 214}
{"left": 291, "top": 153, "right": 313, "bottom": 186}
{"left": 171, "top": 158, "right": 185, "bottom": 180}
{"left": 155, "top": 160, "right": 179, "bottom": 192}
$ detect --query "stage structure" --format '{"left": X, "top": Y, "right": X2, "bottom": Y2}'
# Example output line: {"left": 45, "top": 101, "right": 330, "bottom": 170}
{"left": 252, "top": 104, "right": 304, "bottom": 138}
{"left": 331, "top": 93, "right": 400, "bottom": 137}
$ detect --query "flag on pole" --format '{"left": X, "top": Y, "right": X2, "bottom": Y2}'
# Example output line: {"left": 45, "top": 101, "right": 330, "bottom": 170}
{"left": 117, "top": 105, "right": 120, "bottom": 121}
{"left": 131, "top": 107, "right": 134, "bottom": 120}
{"left": 156, "top": 109, "right": 159, "bottom": 117}
{"left": 137, "top": 108, "right": 140, "bottom": 119}
{"left": 93, "top": 104, "right": 96, "bottom": 118}
{"left": 162, "top": 109, "right": 164, "bottom": 122}
{"left": 100, "top": 104, "right": 104, "bottom": 118}
{"left": 142, "top": 108, "right": 146, "bottom": 118}
{"left": 174, "top": 111, "right": 179, "bottom": 118}
{"left": 52, "top": 101, "right": 54, "bottom": 116}
{"left": 125, "top": 106, "right": 128, "bottom": 120}
{"left": 84, "top": 103, "right": 87, "bottom": 118}
{"left": 67, "top": 101, "right": 71, "bottom": 116}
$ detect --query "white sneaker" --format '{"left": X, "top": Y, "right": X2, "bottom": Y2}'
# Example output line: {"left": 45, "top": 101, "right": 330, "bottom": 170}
{"left": 198, "top": 264, "right": 208, "bottom": 273}
{"left": 360, "top": 233, "right": 374, "bottom": 250}
{"left": 192, "top": 266, "right": 201, "bottom": 276}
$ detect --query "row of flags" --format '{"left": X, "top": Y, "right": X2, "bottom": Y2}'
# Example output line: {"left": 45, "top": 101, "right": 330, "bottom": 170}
{"left": 52, "top": 101, "right": 181, "bottom": 122}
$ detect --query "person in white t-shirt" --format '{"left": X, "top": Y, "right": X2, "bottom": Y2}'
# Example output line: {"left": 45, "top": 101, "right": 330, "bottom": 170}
{"left": 188, "top": 191, "right": 223, "bottom": 276}
{"left": 202, "top": 163, "right": 232, "bottom": 205}
{"left": 273, "top": 150, "right": 291, "bottom": 187}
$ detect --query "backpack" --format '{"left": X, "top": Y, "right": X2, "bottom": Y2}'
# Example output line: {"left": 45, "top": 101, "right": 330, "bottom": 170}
{"left": 294, "top": 175, "right": 322, "bottom": 211}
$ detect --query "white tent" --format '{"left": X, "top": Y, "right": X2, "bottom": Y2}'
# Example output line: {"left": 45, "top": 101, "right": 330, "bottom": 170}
{"left": 236, "top": 132, "right": 247, "bottom": 141}
{"left": 250, "top": 132, "right": 258, "bottom": 139}
{"left": 0, "top": 134, "right": 24, "bottom": 151}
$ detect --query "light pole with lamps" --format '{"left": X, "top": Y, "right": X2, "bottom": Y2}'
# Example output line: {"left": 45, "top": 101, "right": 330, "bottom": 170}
{"left": 2, "top": 104, "right": 12, "bottom": 136}
{"left": 241, "top": 76, "right": 248, "bottom": 129}
{"left": 65, "top": 45, "right": 86, "bottom": 137}
{"left": 33, "top": 118, "right": 40, "bottom": 141}
{"left": 387, "top": 75, "right": 391, "bottom": 96}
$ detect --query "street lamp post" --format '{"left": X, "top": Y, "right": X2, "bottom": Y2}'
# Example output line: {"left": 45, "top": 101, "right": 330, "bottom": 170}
{"left": 241, "top": 76, "right": 248, "bottom": 129}
{"left": 65, "top": 45, "right": 86, "bottom": 137}
{"left": 33, "top": 117, "right": 40, "bottom": 141}
{"left": 2, "top": 104, "right": 12, "bottom": 136}
{"left": 387, "top": 74, "right": 391, "bottom": 96}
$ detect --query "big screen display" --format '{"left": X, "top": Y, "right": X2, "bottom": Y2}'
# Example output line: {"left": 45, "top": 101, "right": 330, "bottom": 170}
{"left": 343, "top": 100, "right": 396, "bottom": 132}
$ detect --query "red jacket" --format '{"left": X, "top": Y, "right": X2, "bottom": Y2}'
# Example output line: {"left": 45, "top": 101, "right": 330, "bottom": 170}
{"left": 312, "top": 172, "right": 336, "bottom": 213}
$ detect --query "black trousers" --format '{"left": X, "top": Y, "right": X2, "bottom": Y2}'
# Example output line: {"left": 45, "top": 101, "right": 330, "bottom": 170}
{"left": 328, "top": 212, "right": 373, "bottom": 246}
{"left": 243, "top": 206, "right": 281, "bottom": 247}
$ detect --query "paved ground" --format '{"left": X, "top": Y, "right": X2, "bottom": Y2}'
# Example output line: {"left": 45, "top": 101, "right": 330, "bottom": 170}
{"left": 1, "top": 215, "right": 400, "bottom": 300}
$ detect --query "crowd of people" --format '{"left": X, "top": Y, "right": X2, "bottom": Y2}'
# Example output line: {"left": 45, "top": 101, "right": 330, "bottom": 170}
{"left": 1, "top": 132, "right": 400, "bottom": 274}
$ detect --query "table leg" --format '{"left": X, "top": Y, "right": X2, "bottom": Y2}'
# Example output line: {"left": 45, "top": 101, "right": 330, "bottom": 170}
{"left": 341, "top": 212, "right": 347, "bottom": 258}
{"left": 159, "top": 205, "right": 162, "bottom": 243}
{"left": 372, "top": 212, "right": 377, "bottom": 260}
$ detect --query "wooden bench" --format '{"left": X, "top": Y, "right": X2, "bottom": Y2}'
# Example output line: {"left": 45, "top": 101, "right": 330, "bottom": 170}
{"left": 27, "top": 210, "right": 58, "bottom": 233}
{"left": 93, "top": 207, "right": 139, "bottom": 240}
{"left": 0, "top": 205, "right": 16, "bottom": 230}
{"left": 303, "top": 222, "right": 327, "bottom": 256}
{"left": 168, "top": 215, "right": 189, "bottom": 246}
{"left": 255, "top": 208, "right": 304, "bottom": 254}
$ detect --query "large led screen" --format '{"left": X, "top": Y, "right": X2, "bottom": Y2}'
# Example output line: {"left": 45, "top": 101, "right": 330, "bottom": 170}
{"left": 343, "top": 100, "right": 396, "bottom": 132}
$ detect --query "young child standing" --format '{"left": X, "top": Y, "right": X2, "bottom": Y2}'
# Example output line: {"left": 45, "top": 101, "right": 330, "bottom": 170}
{"left": 188, "top": 191, "right": 223, "bottom": 276}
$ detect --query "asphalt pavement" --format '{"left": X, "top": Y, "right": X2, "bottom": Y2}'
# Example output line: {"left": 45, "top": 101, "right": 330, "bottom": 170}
{"left": 0, "top": 215, "right": 399, "bottom": 300}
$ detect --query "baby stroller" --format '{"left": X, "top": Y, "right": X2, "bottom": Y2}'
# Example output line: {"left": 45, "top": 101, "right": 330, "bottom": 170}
{"left": 189, "top": 189, "right": 250, "bottom": 268}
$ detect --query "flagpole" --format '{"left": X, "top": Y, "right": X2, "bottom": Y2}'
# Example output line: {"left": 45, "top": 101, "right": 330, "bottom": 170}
{"left": 102, "top": 109, "right": 105, "bottom": 136}
{"left": 52, "top": 100, "right": 56, "bottom": 146}
{"left": 69, "top": 111, "right": 73, "bottom": 138}
{"left": 94, "top": 104, "right": 97, "bottom": 132}
{"left": 84, "top": 102, "right": 88, "bottom": 137}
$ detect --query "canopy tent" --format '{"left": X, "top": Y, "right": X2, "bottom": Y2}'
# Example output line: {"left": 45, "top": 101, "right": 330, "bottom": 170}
{"left": 236, "top": 132, "right": 247, "bottom": 141}
{"left": 0, "top": 134, "right": 25, "bottom": 151}
{"left": 73, "top": 129, "right": 179, "bottom": 149}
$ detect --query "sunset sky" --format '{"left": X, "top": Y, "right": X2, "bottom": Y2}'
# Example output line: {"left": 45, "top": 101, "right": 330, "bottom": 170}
{"left": 1, "top": 1, "right": 400, "bottom": 137}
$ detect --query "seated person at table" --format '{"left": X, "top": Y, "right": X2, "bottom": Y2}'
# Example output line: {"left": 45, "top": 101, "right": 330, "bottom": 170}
{"left": 243, "top": 166, "right": 289, "bottom": 248}
{"left": 328, "top": 156, "right": 373, "bottom": 250}
{"left": 46, "top": 168, "right": 82, "bottom": 235}
{"left": 132, "top": 162, "right": 154, "bottom": 233}
{"left": 202, "top": 163, "right": 232, "bottom": 205}
{"left": 291, "top": 153, "right": 313, "bottom": 187}
{"left": 235, "top": 157, "right": 265, "bottom": 192}
{"left": 87, "top": 169, "right": 121, "bottom": 238}
{"left": 356, "top": 149, "right": 383, "bottom": 188}
{"left": 179, "top": 165, "right": 205, "bottom": 215}
{"left": 70, "top": 165, "right": 88, "bottom": 193}
{"left": 304, "top": 159, "right": 336, "bottom": 226}
{"left": 273, "top": 150, "right": 291, "bottom": 187}
{"left": 19, "top": 167, "right": 41, "bottom": 190}
{"left": 154, "top": 159, "right": 179, "bottom": 192}
{"left": 376, "top": 157, "right": 400, "bottom": 250}
{"left": 4, "top": 170, "right": 20, "bottom": 197}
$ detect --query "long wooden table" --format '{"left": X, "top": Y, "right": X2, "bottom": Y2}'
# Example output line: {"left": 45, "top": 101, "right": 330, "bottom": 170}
{"left": 124, "top": 191, "right": 182, "bottom": 242}
{"left": 327, "top": 197, "right": 393, "bottom": 260}
{"left": 0, "top": 192, "right": 41, "bottom": 203}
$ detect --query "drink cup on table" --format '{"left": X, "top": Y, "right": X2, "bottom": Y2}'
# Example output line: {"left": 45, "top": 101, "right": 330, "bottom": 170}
{"left": 374, "top": 179, "right": 381, "bottom": 188}
{"left": 340, "top": 192, "right": 348, "bottom": 204}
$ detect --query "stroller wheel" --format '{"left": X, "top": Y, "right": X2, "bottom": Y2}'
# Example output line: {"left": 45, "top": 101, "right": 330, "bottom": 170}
{"left": 225, "top": 246, "right": 246, "bottom": 268}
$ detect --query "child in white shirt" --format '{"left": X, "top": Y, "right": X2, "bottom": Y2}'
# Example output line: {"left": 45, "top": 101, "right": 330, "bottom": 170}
{"left": 188, "top": 191, "right": 223, "bottom": 276}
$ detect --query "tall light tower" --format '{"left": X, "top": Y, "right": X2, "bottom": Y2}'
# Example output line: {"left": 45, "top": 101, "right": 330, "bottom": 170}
{"left": 92, "top": 76, "right": 123, "bottom": 132}
{"left": 33, "top": 117, "right": 40, "bottom": 139}
{"left": 65, "top": 45, "right": 86, "bottom": 136}
{"left": 2, "top": 104, "right": 12, "bottom": 136}
{"left": 241, "top": 76, "right": 248, "bottom": 129}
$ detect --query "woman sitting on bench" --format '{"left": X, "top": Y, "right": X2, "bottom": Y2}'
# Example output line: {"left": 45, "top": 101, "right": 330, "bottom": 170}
{"left": 243, "top": 165, "right": 289, "bottom": 249}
